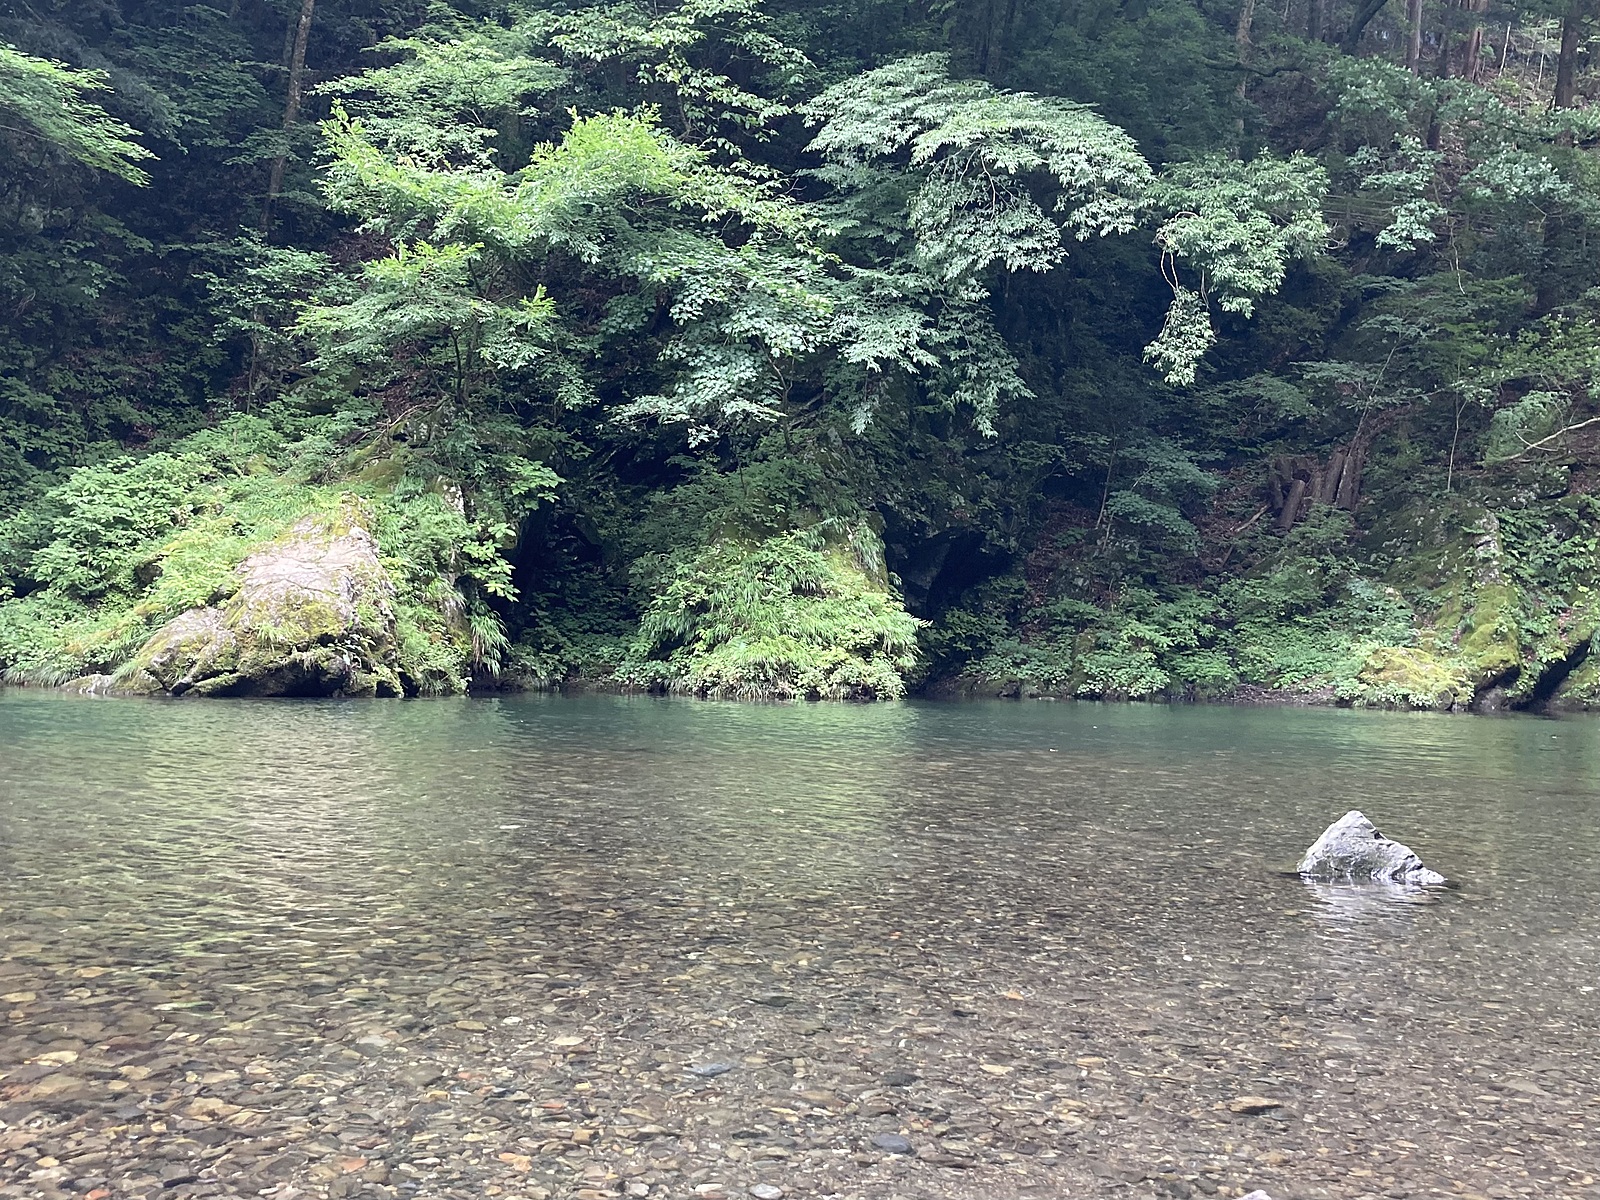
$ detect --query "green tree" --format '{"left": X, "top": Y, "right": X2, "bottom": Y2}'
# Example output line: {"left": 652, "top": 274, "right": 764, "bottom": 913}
{"left": 0, "top": 45, "right": 154, "bottom": 183}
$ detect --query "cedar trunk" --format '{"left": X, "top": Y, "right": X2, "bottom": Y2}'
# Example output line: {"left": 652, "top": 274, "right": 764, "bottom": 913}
{"left": 261, "top": 0, "right": 317, "bottom": 231}
{"left": 1555, "top": 0, "right": 1586, "bottom": 110}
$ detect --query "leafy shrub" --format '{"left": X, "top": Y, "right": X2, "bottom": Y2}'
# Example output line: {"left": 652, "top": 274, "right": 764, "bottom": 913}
{"left": 621, "top": 525, "right": 922, "bottom": 700}
{"left": 0, "top": 415, "right": 557, "bottom": 693}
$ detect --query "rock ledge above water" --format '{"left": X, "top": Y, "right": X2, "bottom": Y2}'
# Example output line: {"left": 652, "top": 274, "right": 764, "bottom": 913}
{"left": 1297, "top": 810, "right": 1446, "bottom": 885}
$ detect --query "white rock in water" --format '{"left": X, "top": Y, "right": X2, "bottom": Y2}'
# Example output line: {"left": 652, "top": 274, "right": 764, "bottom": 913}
{"left": 1297, "top": 810, "right": 1446, "bottom": 885}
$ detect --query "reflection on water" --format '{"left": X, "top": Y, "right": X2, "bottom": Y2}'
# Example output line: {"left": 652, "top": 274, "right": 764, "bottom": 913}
{"left": 1299, "top": 878, "right": 1444, "bottom": 940}
{"left": 1, "top": 692, "right": 1597, "bottom": 1200}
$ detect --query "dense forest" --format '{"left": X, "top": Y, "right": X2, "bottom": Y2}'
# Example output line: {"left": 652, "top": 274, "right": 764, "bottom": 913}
{"left": 4, "top": 0, "right": 1600, "bottom": 707}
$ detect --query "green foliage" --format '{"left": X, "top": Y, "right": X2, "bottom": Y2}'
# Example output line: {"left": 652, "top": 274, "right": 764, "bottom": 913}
{"left": 1348, "top": 138, "right": 1446, "bottom": 250}
{"left": 323, "top": 24, "right": 566, "bottom": 162}
{"left": 622, "top": 526, "right": 921, "bottom": 699}
{"left": 1152, "top": 155, "right": 1330, "bottom": 320}
{"left": 548, "top": 0, "right": 810, "bottom": 149}
{"left": 0, "top": 417, "right": 309, "bottom": 682}
{"left": 805, "top": 53, "right": 1151, "bottom": 282}
{"left": 1484, "top": 391, "right": 1569, "bottom": 460}
{"left": 0, "top": 412, "right": 559, "bottom": 693}
{"left": 14, "top": 0, "right": 1600, "bottom": 710}
{"left": 1146, "top": 154, "right": 1330, "bottom": 385}
{"left": 0, "top": 45, "right": 155, "bottom": 184}
{"left": 1143, "top": 285, "right": 1216, "bottom": 389}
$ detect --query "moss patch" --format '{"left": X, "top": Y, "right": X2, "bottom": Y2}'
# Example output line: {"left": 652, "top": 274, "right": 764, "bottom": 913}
{"left": 619, "top": 525, "right": 922, "bottom": 700}
{"left": 0, "top": 419, "right": 494, "bottom": 695}
{"left": 1354, "top": 645, "right": 1468, "bottom": 711}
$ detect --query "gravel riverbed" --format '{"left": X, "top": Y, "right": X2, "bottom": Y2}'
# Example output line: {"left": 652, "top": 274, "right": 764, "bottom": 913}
{"left": 1, "top": 694, "right": 1596, "bottom": 1200}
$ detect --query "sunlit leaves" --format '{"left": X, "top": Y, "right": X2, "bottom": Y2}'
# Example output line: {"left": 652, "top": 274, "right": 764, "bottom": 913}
{"left": 549, "top": 0, "right": 809, "bottom": 149}
{"left": 0, "top": 45, "right": 155, "bottom": 183}
{"left": 1145, "top": 154, "right": 1328, "bottom": 385}
{"left": 1151, "top": 154, "right": 1329, "bottom": 319}
{"left": 1143, "top": 286, "right": 1215, "bottom": 387}
{"left": 625, "top": 526, "right": 921, "bottom": 699}
{"left": 1484, "top": 390, "right": 1570, "bottom": 461}
{"left": 807, "top": 56, "right": 1318, "bottom": 393}
{"left": 297, "top": 239, "right": 556, "bottom": 405}
{"left": 1349, "top": 139, "right": 1445, "bottom": 250}
{"left": 320, "top": 25, "right": 566, "bottom": 164}
{"left": 316, "top": 33, "right": 827, "bottom": 441}
{"left": 322, "top": 102, "right": 796, "bottom": 262}
{"left": 1326, "top": 56, "right": 1600, "bottom": 254}
{"left": 805, "top": 54, "right": 1151, "bottom": 283}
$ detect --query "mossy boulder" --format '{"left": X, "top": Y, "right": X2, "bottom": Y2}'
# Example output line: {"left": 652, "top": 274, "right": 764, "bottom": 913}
{"left": 620, "top": 525, "right": 922, "bottom": 700}
{"left": 1354, "top": 645, "right": 1468, "bottom": 710}
{"left": 1452, "top": 580, "right": 1522, "bottom": 687}
{"left": 109, "top": 502, "right": 405, "bottom": 697}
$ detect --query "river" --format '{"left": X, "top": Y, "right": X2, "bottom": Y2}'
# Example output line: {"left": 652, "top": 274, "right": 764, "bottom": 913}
{"left": 1, "top": 691, "right": 1596, "bottom": 1200}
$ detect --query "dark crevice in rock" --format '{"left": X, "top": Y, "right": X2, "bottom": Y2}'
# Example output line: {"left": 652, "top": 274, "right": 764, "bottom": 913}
{"left": 1516, "top": 637, "right": 1592, "bottom": 713}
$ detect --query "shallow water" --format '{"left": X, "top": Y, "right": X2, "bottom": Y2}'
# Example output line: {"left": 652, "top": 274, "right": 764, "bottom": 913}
{"left": 0, "top": 692, "right": 1596, "bottom": 1200}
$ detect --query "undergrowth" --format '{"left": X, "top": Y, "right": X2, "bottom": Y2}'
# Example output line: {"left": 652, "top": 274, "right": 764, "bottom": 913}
{"left": 0, "top": 414, "right": 529, "bottom": 692}
{"left": 619, "top": 525, "right": 923, "bottom": 700}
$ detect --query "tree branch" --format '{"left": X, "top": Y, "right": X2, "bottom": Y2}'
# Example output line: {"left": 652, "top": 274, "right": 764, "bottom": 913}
{"left": 1503, "top": 413, "right": 1600, "bottom": 459}
{"left": 1341, "top": 0, "right": 1392, "bottom": 53}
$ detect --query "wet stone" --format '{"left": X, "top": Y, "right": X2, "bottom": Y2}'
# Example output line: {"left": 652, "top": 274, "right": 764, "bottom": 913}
{"left": 1227, "top": 1096, "right": 1283, "bottom": 1115}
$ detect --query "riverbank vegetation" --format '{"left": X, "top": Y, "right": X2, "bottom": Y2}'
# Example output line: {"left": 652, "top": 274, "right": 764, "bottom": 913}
{"left": 6, "top": 0, "right": 1600, "bottom": 706}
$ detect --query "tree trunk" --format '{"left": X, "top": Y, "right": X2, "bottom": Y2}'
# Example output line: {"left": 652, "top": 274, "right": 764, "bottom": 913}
{"left": 1235, "top": 0, "right": 1257, "bottom": 144}
{"left": 1431, "top": 9, "right": 1458, "bottom": 97}
{"left": 1341, "top": 0, "right": 1393, "bottom": 53}
{"left": 1406, "top": 0, "right": 1424, "bottom": 71}
{"left": 1463, "top": 26, "right": 1484, "bottom": 80}
{"left": 1337, "top": 445, "right": 1365, "bottom": 509}
{"left": 1554, "top": 0, "right": 1586, "bottom": 109}
{"left": 260, "top": 0, "right": 316, "bottom": 233}
{"left": 1236, "top": 0, "right": 1258, "bottom": 61}
{"left": 1430, "top": 0, "right": 1485, "bottom": 81}
{"left": 995, "top": 0, "right": 1021, "bottom": 76}
{"left": 1307, "top": 0, "right": 1325, "bottom": 42}
{"left": 975, "top": 0, "right": 996, "bottom": 74}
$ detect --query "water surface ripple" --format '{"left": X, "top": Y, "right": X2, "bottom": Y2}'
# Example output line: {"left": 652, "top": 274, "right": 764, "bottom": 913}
{"left": 1, "top": 693, "right": 1596, "bottom": 1200}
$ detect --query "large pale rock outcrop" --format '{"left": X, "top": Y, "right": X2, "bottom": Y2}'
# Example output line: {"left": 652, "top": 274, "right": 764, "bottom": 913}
{"left": 111, "top": 504, "right": 405, "bottom": 698}
{"left": 1297, "top": 810, "right": 1446, "bottom": 885}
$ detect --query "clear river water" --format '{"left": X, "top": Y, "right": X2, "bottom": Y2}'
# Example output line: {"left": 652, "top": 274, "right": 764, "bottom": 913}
{"left": 0, "top": 691, "right": 1596, "bottom": 1200}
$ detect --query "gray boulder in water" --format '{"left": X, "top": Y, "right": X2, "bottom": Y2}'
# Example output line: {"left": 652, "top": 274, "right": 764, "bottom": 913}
{"left": 1297, "top": 810, "right": 1446, "bottom": 885}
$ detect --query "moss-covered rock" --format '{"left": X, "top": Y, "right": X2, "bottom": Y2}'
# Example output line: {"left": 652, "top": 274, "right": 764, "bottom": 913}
{"left": 1353, "top": 645, "right": 1468, "bottom": 711}
{"left": 111, "top": 501, "right": 405, "bottom": 698}
{"left": 619, "top": 525, "right": 922, "bottom": 700}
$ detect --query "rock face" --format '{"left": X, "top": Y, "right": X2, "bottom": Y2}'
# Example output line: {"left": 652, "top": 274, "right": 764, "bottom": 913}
{"left": 1297, "top": 810, "right": 1446, "bottom": 885}
{"left": 111, "top": 503, "right": 405, "bottom": 698}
